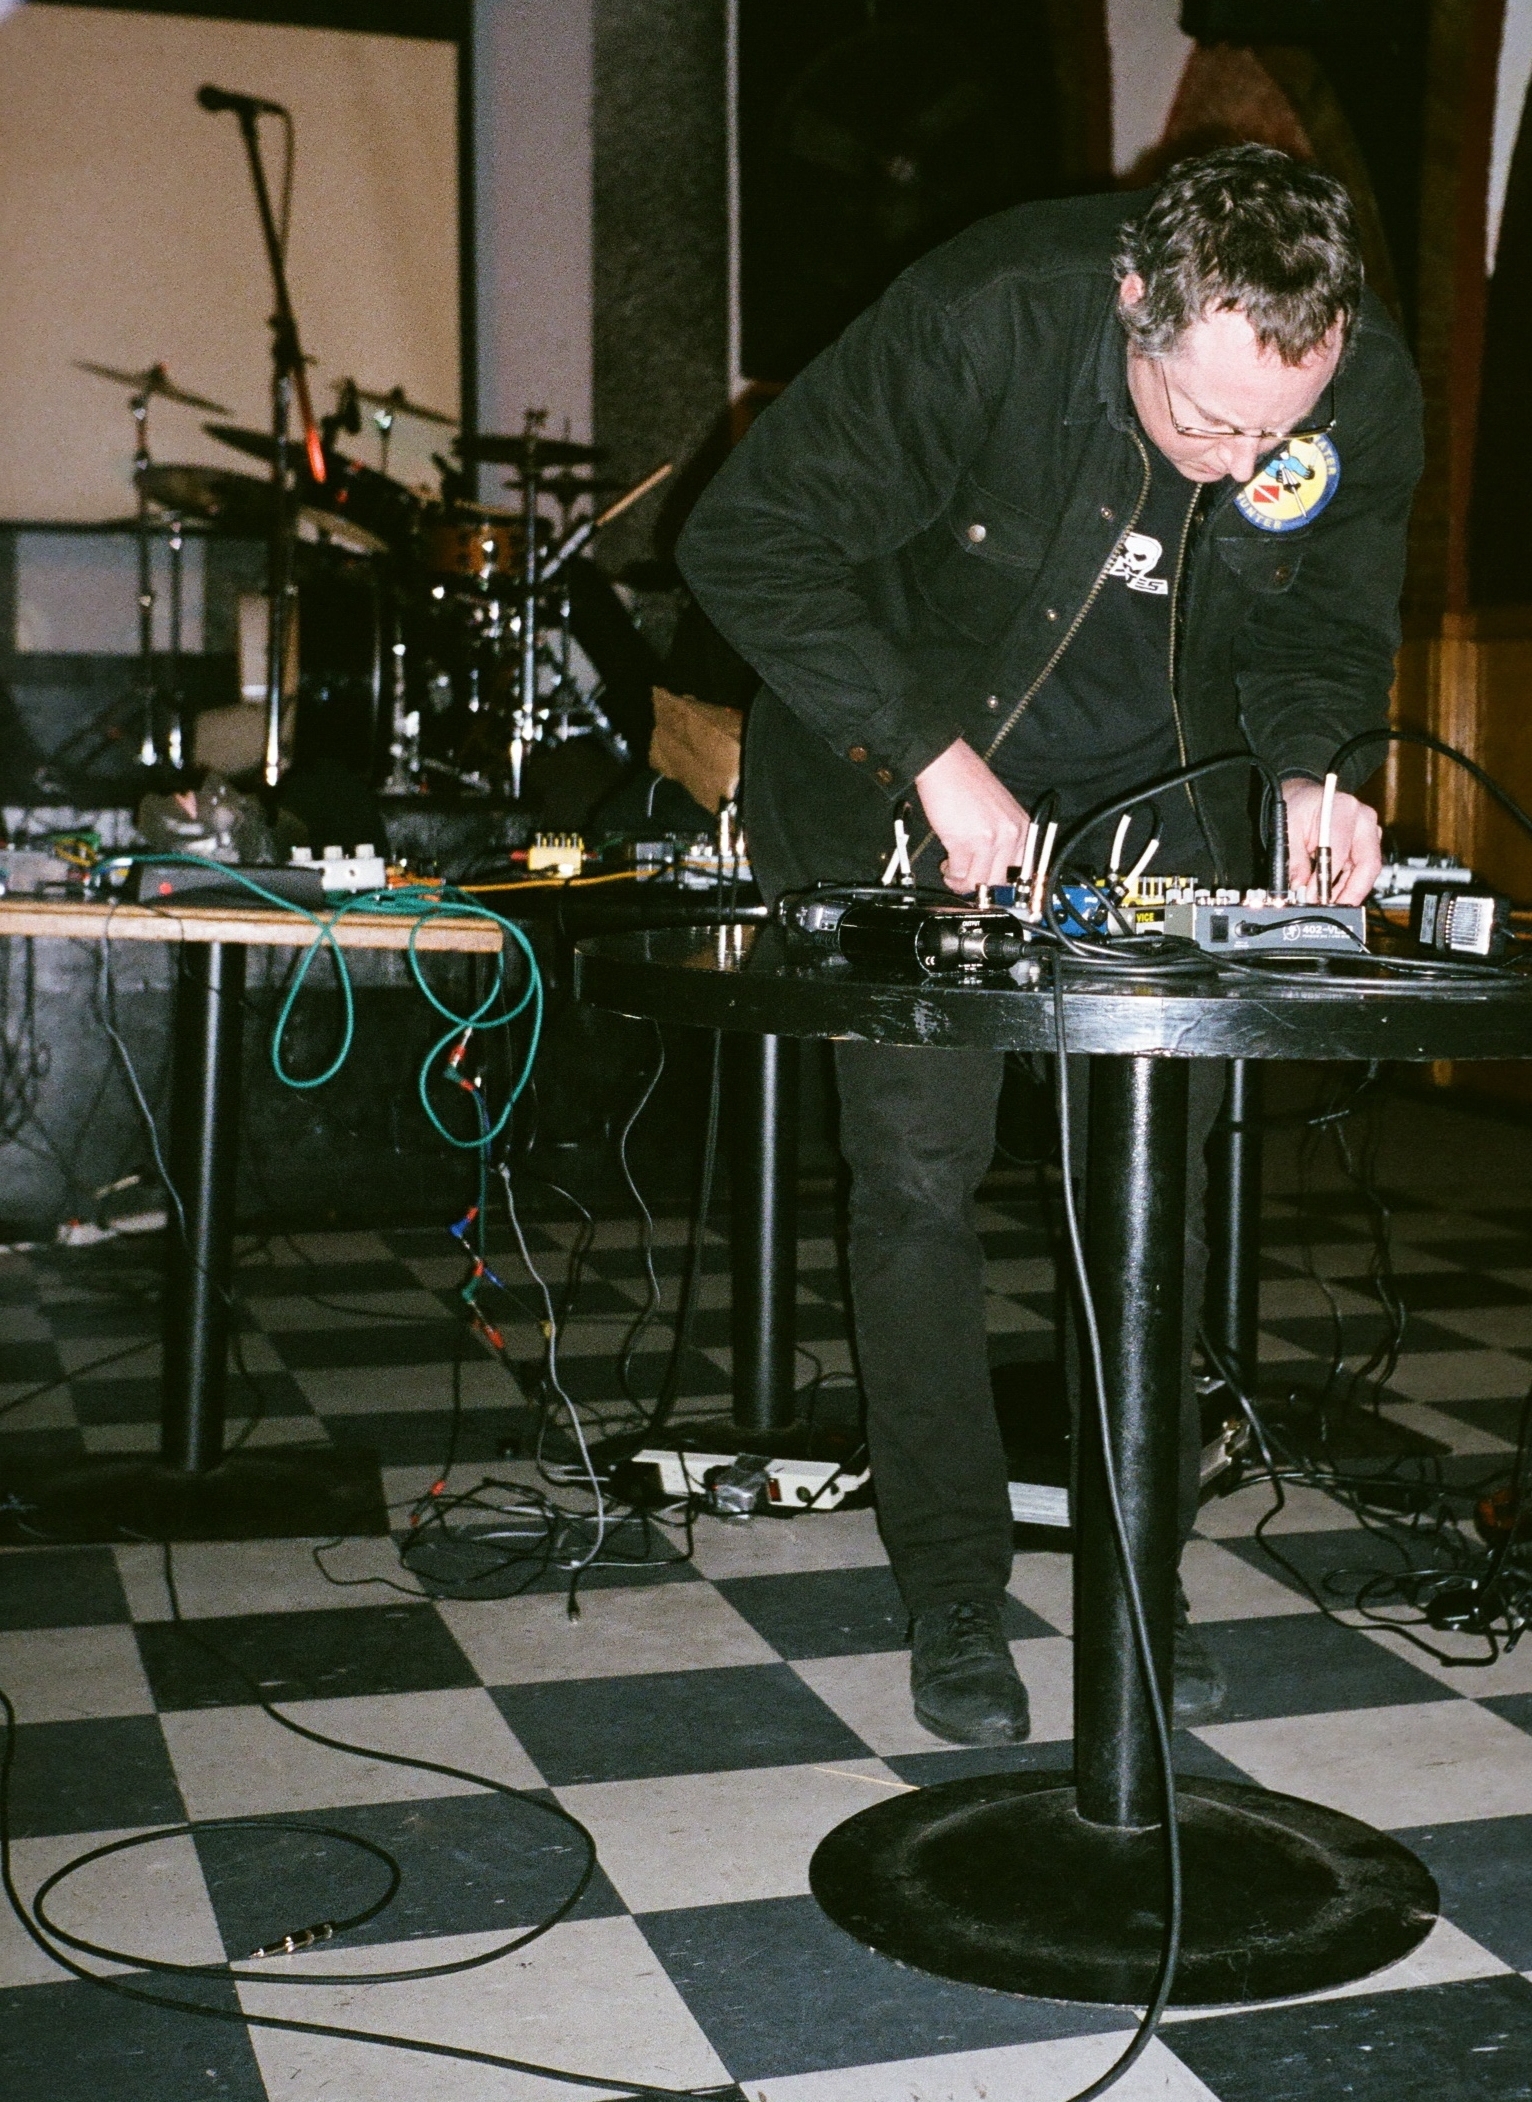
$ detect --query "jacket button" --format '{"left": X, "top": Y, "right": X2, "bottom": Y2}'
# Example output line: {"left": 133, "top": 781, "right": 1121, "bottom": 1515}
{"left": 847, "top": 744, "right": 868, "bottom": 763}
{"left": 1044, "top": 607, "right": 1058, "bottom": 622}
{"left": 1100, "top": 506, "right": 1114, "bottom": 521}
{"left": 875, "top": 767, "right": 894, "bottom": 787}
{"left": 1273, "top": 564, "right": 1290, "bottom": 584}
{"left": 966, "top": 522, "right": 986, "bottom": 543}
{"left": 985, "top": 694, "right": 1000, "bottom": 711}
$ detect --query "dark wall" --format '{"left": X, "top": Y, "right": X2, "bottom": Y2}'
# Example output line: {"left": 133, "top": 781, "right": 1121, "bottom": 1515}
{"left": 591, "top": 0, "right": 731, "bottom": 578}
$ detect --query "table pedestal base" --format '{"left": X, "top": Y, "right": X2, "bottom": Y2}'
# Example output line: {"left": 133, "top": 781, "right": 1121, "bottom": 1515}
{"left": 0, "top": 1449, "right": 388, "bottom": 1545}
{"left": 809, "top": 1771, "right": 1437, "bottom": 2006}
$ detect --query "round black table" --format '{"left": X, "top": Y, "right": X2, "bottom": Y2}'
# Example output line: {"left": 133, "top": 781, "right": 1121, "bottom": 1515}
{"left": 574, "top": 924, "right": 1532, "bottom": 2007}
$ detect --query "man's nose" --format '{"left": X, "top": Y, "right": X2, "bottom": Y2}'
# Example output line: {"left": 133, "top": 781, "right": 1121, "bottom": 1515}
{"left": 1212, "top": 435, "right": 1265, "bottom": 483}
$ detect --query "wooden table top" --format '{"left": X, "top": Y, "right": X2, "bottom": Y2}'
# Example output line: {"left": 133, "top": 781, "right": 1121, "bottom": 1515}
{"left": 0, "top": 893, "right": 506, "bottom": 954}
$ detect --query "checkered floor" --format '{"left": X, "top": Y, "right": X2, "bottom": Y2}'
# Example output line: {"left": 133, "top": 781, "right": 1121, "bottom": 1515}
{"left": 3, "top": 1086, "right": 1532, "bottom": 2101}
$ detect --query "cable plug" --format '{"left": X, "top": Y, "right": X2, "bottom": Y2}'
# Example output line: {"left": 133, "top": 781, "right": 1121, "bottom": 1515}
{"left": 247, "top": 1921, "right": 335, "bottom": 1960}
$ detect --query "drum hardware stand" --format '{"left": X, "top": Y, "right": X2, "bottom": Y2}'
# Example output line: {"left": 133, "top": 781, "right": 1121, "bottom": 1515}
{"left": 201, "top": 91, "right": 326, "bottom": 787}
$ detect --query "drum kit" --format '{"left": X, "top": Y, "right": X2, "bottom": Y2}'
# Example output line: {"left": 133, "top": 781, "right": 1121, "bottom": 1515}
{"left": 76, "top": 358, "right": 672, "bottom": 802}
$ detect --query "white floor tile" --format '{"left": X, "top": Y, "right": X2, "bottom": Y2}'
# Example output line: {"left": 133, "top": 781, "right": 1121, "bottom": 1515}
{"left": 1198, "top": 1698, "right": 1532, "bottom": 1828}
{"left": 985, "top": 1295, "right": 1053, "bottom": 1333}
{"left": 1378, "top": 1399, "right": 1515, "bottom": 1453}
{"left": 1256, "top": 1331, "right": 1320, "bottom": 1364}
{"left": 556, "top": 1756, "right": 910, "bottom": 1911}
{"left": 0, "top": 1387, "right": 76, "bottom": 1428}
{"left": 1382, "top": 1351, "right": 1532, "bottom": 1404}
{"left": 1426, "top": 1303, "right": 1532, "bottom": 1350}
{"left": 1359, "top": 1621, "right": 1532, "bottom": 1698}
{"left": 791, "top": 1634, "right": 1073, "bottom": 1755}
{"left": 1192, "top": 1478, "right": 1362, "bottom": 1538}
{"left": 160, "top": 1686, "right": 543, "bottom": 1820}
{"left": 115, "top": 1536, "right": 410, "bottom": 1622}
{"left": 237, "top": 1915, "right": 731, "bottom": 2102}
{"left": 1257, "top": 1277, "right": 1382, "bottom": 1319}
{"left": 436, "top": 1579, "right": 778, "bottom": 1686}
{"left": 54, "top": 1335, "right": 158, "bottom": 1375}
{"left": 1178, "top": 1539, "right": 1318, "bottom": 1623}
{"left": 0, "top": 1623, "right": 154, "bottom": 1722}
{"left": 688, "top": 1505, "right": 891, "bottom": 1580}
{"left": 0, "top": 1828, "right": 225, "bottom": 1987}
{"left": 753, "top": 2034, "right": 1214, "bottom": 2102}
{"left": 1007, "top": 1550, "right": 1075, "bottom": 1635}
{"left": 984, "top": 1257, "right": 1056, "bottom": 1295}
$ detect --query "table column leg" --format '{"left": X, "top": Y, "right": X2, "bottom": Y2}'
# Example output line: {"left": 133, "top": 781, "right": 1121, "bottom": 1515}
{"left": 1074, "top": 1054, "right": 1186, "bottom": 1829}
{"left": 724, "top": 1031, "right": 800, "bottom": 1435}
{"left": 810, "top": 1049, "right": 1435, "bottom": 2006}
{"left": 1203, "top": 1058, "right": 1262, "bottom": 1400}
{"left": 162, "top": 940, "right": 245, "bottom": 1473}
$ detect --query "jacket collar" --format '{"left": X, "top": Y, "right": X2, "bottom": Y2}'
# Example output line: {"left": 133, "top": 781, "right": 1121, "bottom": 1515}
{"left": 1063, "top": 282, "right": 1133, "bottom": 430}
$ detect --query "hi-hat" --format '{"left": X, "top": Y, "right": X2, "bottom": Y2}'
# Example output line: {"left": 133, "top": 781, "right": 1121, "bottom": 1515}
{"left": 77, "top": 359, "right": 229, "bottom": 413}
{"left": 137, "top": 462, "right": 272, "bottom": 533}
{"left": 203, "top": 421, "right": 290, "bottom": 466}
{"left": 355, "top": 383, "right": 457, "bottom": 428}
{"left": 456, "top": 432, "right": 607, "bottom": 469}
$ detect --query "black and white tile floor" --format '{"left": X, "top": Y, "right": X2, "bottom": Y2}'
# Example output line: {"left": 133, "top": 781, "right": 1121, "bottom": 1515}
{"left": 2, "top": 1090, "right": 1532, "bottom": 2100}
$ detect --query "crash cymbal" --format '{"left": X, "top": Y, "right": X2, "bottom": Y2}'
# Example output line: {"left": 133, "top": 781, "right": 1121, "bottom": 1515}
{"left": 447, "top": 496, "right": 523, "bottom": 523}
{"left": 77, "top": 359, "right": 230, "bottom": 413}
{"left": 541, "top": 471, "right": 625, "bottom": 507}
{"left": 137, "top": 463, "right": 272, "bottom": 533}
{"left": 203, "top": 421, "right": 282, "bottom": 466}
{"left": 355, "top": 382, "right": 457, "bottom": 428}
{"left": 296, "top": 505, "right": 389, "bottom": 557}
{"left": 456, "top": 432, "right": 607, "bottom": 468}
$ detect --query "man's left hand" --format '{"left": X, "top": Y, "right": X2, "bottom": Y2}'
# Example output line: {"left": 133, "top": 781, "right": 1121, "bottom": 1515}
{"left": 1282, "top": 777, "right": 1382, "bottom": 905}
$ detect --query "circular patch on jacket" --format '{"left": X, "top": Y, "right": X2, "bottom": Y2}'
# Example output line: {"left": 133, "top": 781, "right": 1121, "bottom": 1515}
{"left": 1233, "top": 432, "right": 1340, "bottom": 533}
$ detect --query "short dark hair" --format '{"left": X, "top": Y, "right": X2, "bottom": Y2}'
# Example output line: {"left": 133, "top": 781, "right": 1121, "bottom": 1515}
{"left": 1114, "top": 143, "right": 1363, "bottom": 363}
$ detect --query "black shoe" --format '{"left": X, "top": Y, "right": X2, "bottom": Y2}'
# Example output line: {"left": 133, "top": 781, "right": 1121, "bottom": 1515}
{"left": 911, "top": 1597, "right": 1031, "bottom": 1746}
{"left": 1173, "top": 1583, "right": 1227, "bottom": 1729}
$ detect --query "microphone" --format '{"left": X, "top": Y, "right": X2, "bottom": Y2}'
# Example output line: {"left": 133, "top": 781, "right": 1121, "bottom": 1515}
{"left": 197, "top": 84, "right": 288, "bottom": 118}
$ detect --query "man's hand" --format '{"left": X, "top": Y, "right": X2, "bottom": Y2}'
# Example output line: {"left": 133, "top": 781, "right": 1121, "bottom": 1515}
{"left": 1282, "top": 776, "right": 1382, "bottom": 905}
{"left": 915, "top": 737, "right": 1031, "bottom": 893}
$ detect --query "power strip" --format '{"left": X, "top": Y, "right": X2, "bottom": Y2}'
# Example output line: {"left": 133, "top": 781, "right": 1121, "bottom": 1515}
{"left": 633, "top": 1447, "right": 869, "bottom": 1510}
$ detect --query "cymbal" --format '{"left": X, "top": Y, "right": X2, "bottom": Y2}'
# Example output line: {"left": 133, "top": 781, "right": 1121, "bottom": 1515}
{"left": 297, "top": 505, "right": 389, "bottom": 557}
{"left": 77, "top": 359, "right": 230, "bottom": 414}
{"left": 203, "top": 421, "right": 281, "bottom": 466}
{"left": 448, "top": 496, "right": 523, "bottom": 523}
{"left": 456, "top": 432, "right": 607, "bottom": 468}
{"left": 137, "top": 462, "right": 272, "bottom": 532}
{"left": 355, "top": 382, "right": 456, "bottom": 428}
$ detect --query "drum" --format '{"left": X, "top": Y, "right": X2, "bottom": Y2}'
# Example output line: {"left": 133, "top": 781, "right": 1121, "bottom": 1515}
{"left": 423, "top": 519, "right": 521, "bottom": 580}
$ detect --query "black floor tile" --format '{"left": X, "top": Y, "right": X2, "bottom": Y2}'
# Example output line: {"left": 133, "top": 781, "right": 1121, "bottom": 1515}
{"left": 194, "top": 1788, "right": 625, "bottom": 1956}
{"left": 269, "top": 1324, "right": 461, "bottom": 1370}
{"left": 321, "top": 1409, "right": 511, "bottom": 1466}
{"left": 235, "top": 1259, "right": 423, "bottom": 1300}
{"left": 715, "top": 1566, "right": 1051, "bottom": 1660}
{"left": 0, "top": 1426, "right": 86, "bottom": 1461}
{"left": 135, "top": 1603, "right": 480, "bottom": 1709}
{"left": 1483, "top": 1692, "right": 1532, "bottom": 1737}
{"left": 637, "top": 1893, "right": 1116, "bottom": 2081}
{"left": 490, "top": 1663, "right": 869, "bottom": 1785}
{"left": 41, "top": 1301, "right": 158, "bottom": 1341}
{"left": 1165, "top": 1973, "right": 1532, "bottom": 2102}
{"left": 1, "top": 1342, "right": 64, "bottom": 1384}
{"left": 66, "top": 1375, "right": 163, "bottom": 1425}
{"left": 1392, "top": 1813, "right": 1532, "bottom": 1970}
{"left": 1194, "top": 1612, "right": 1454, "bottom": 1721}
{"left": 1258, "top": 1314, "right": 1473, "bottom": 1359}
{"left": 0, "top": 1545, "right": 129, "bottom": 1627}
{"left": 1219, "top": 1526, "right": 1449, "bottom": 1611}
{"left": 544, "top": 1348, "right": 725, "bottom": 1406}
{"left": 4, "top": 1715, "right": 184, "bottom": 1837}
{"left": 884, "top": 1731, "right": 1254, "bottom": 1791}
{"left": 1345, "top": 1274, "right": 1532, "bottom": 1314}
{"left": 1417, "top": 1239, "right": 1532, "bottom": 1273}
{"left": 0, "top": 1976, "right": 266, "bottom": 2098}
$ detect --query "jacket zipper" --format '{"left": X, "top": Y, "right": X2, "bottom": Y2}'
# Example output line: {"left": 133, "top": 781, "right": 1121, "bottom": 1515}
{"left": 981, "top": 443, "right": 1152, "bottom": 768}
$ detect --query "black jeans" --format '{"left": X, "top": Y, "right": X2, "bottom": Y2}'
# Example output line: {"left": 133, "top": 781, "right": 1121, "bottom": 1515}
{"left": 835, "top": 1043, "right": 1226, "bottom": 1616}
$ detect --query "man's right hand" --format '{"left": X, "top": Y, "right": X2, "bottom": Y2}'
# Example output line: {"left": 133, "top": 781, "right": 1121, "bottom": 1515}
{"left": 914, "top": 737, "right": 1032, "bottom": 893}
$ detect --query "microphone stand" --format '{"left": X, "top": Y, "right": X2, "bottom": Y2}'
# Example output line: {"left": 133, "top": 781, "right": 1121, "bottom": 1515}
{"left": 223, "top": 105, "right": 323, "bottom": 787}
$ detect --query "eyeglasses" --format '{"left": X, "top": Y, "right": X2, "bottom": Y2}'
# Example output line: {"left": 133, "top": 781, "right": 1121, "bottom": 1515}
{"left": 1157, "top": 361, "right": 1336, "bottom": 444}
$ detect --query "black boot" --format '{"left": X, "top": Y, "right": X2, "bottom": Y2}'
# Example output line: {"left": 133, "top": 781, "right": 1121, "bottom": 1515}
{"left": 1173, "top": 1582, "right": 1228, "bottom": 1728}
{"left": 910, "top": 1597, "right": 1031, "bottom": 1746}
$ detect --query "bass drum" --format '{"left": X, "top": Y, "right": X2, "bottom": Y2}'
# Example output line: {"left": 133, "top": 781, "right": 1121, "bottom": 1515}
{"left": 317, "top": 451, "right": 423, "bottom": 557}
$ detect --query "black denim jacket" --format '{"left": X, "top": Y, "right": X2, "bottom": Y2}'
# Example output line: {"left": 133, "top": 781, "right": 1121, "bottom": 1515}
{"left": 677, "top": 189, "right": 1424, "bottom": 895}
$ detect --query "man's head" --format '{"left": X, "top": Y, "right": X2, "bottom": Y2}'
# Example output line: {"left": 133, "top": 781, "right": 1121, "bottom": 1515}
{"left": 1115, "top": 144, "right": 1362, "bottom": 484}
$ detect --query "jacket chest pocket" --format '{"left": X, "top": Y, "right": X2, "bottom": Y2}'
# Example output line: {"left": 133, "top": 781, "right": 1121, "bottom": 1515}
{"left": 906, "top": 475, "right": 1052, "bottom": 644}
{"left": 1214, "top": 535, "right": 1305, "bottom": 595}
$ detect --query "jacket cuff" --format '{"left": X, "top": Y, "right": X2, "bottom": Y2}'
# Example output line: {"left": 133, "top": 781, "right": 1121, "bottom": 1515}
{"left": 840, "top": 712, "right": 965, "bottom": 798}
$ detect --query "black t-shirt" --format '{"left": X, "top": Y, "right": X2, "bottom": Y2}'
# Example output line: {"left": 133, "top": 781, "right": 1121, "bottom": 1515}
{"left": 993, "top": 436, "right": 1212, "bottom": 875}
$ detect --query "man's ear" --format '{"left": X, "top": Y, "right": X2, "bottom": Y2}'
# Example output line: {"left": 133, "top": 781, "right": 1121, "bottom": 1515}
{"left": 1118, "top": 272, "right": 1146, "bottom": 308}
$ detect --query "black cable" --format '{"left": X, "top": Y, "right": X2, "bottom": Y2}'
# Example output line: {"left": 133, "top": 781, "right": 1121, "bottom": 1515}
{"left": 1331, "top": 724, "right": 1532, "bottom": 846}
{"left": 0, "top": 1548, "right": 744, "bottom": 2100}
{"left": 1047, "top": 959, "right": 1182, "bottom": 2101}
{"left": 640, "top": 1030, "right": 723, "bottom": 1442}
{"left": 616, "top": 1024, "right": 667, "bottom": 1413}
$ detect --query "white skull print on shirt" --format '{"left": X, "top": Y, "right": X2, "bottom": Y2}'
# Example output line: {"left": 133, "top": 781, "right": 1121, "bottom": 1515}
{"left": 1103, "top": 530, "right": 1169, "bottom": 595}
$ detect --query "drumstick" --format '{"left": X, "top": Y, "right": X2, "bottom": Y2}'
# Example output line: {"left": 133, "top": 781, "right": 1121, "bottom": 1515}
{"left": 594, "top": 461, "right": 673, "bottom": 528}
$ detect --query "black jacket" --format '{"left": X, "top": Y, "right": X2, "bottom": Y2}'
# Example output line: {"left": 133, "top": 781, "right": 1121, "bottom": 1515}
{"left": 678, "top": 189, "right": 1424, "bottom": 895}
